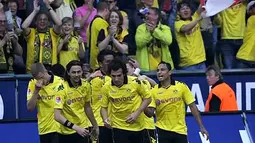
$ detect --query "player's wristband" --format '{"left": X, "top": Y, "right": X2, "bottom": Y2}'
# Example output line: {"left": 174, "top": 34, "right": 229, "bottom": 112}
{"left": 64, "top": 120, "right": 74, "bottom": 129}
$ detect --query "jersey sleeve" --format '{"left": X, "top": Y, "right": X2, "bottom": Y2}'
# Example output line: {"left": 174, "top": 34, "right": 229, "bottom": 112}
{"left": 101, "top": 84, "right": 109, "bottom": 108}
{"left": 54, "top": 84, "right": 66, "bottom": 109}
{"left": 175, "top": 20, "right": 186, "bottom": 33}
{"left": 182, "top": 83, "right": 196, "bottom": 105}
{"left": 137, "top": 79, "right": 151, "bottom": 99}
{"left": 27, "top": 79, "right": 36, "bottom": 101}
{"left": 85, "top": 82, "right": 92, "bottom": 103}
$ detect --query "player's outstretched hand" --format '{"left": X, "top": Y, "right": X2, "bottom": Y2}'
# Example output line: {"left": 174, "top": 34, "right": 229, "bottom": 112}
{"left": 200, "top": 127, "right": 209, "bottom": 140}
{"left": 90, "top": 126, "right": 99, "bottom": 141}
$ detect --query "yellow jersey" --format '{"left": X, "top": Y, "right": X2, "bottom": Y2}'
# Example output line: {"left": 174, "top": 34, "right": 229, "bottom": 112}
{"left": 87, "top": 16, "right": 109, "bottom": 70}
{"left": 58, "top": 36, "right": 85, "bottom": 68}
{"left": 25, "top": 28, "right": 58, "bottom": 73}
{"left": 149, "top": 80, "right": 195, "bottom": 135}
{"left": 101, "top": 76, "right": 151, "bottom": 131}
{"left": 175, "top": 12, "right": 206, "bottom": 67}
{"left": 236, "top": 15, "right": 255, "bottom": 62}
{"left": 219, "top": 2, "right": 246, "bottom": 39}
{"left": 54, "top": 79, "right": 91, "bottom": 135}
{"left": 27, "top": 74, "right": 63, "bottom": 135}
{"left": 90, "top": 75, "right": 111, "bottom": 126}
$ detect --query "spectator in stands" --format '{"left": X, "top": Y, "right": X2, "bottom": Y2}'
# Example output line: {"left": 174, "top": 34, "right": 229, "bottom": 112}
{"left": 98, "top": 10, "right": 129, "bottom": 58}
{"left": 87, "top": 1, "right": 109, "bottom": 70}
{"left": 205, "top": 65, "right": 238, "bottom": 112}
{"left": 26, "top": 0, "right": 63, "bottom": 18}
{"left": 236, "top": 1, "right": 255, "bottom": 69}
{"left": 22, "top": 0, "right": 62, "bottom": 73}
{"left": 0, "top": 12, "right": 23, "bottom": 74}
{"left": 74, "top": 0, "right": 97, "bottom": 44}
{"left": 58, "top": 17, "right": 85, "bottom": 69}
{"left": 175, "top": 2, "right": 206, "bottom": 70}
{"left": 134, "top": 0, "right": 154, "bottom": 27}
{"left": 116, "top": 0, "right": 137, "bottom": 55}
{"left": 51, "top": 63, "right": 65, "bottom": 77}
{"left": 27, "top": 63, "right": 63, "bottom": 143}
{"left": 0, "top": 0, "right": 8, "bottom": 11}
{"left": 145, "top": 61, "right": 209, "bottom": 143}
{"left": 215, "top": 0, "right": 247, "bottom": 69}
{"left": 55, "top": 0, "right": 75, "bottom": 20}
{"left": 104, "top": 0, "right": 129, "bottom": 30}
{"left": 135, "top": 7, "right": 173, "bottom": 72}
{"left": 8, "top": 0, "right": 22, "bottom": 36}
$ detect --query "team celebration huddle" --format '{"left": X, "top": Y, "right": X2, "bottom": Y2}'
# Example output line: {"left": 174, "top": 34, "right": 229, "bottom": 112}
{"left": 27, "top": 49, "right": 209, "bottom": 143}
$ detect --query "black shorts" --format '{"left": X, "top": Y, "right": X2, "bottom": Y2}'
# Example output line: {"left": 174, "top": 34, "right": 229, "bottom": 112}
{"left": 98, "top": 126, "right": 114, "bottom": 143}
{"left": 39, "top": 132, "right": 59, "bottom": 143}
{"left": 112, "top": 128, "right": 144, "bottom": 143}
{"left": 58, "top": 133, "right": 90, "bottom": 143}
{"left": 143, "top": 129, "right": 156, "bottom": 143}
{"left": 157, "top": 128, "right": 188, "bottom": 143}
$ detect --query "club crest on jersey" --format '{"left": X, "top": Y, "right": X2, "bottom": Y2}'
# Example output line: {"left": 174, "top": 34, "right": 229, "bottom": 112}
{"left": 67, "top": 99, "right": 72, "bottom": 105}
{"left": 56, "top": 97, "right": 61, "bottom": 104}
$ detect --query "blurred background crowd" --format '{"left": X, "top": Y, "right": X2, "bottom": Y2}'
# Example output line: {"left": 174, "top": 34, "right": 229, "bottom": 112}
{"left": 0, "top": 0, "right": 254, "bottom": 74}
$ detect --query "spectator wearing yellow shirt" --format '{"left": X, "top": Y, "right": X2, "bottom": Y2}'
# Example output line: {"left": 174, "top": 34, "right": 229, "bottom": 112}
{"left": 87, "top": 1, "right": 110, "bottom": 70}
{"left": 175, "top": 2, "right": 206, "bottom": 70}
{"left": 215, "top": 0, "right": 247, "bottom": 69}
{"left": 236, "top": 1, "right": 255, "bottom": 68}
{"left": 22, "top": 0, "right": 62, "bottom": 73}
{"left": 57, "top": 17, "right": 85, "bottom": 69}
{"left": 98, "top": 10, "right": 129, "bottom": 59}
{"left": 145, "top": 62, "right": 209, "bottom": 143}
{"left": 136, "top": 7, "right": 174, "bottom": 72}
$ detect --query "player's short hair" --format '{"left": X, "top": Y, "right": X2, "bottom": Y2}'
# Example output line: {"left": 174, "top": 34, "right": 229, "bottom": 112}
{"left": 64, "top": 60, "right": 83, "bottom": 81}
{"left": 158, "top": 61, "right": 172, "bottom": 71}
{"left": 108, "top": 58, "right": 127, "bottom": 75}
{"left": 97, "top": 49, "right": 115, "bottom": 64}
{"left": 206, "top": 65, "right": 223, "bottom": 80}
{"left": 97, "top": 1, "right": 109, "bottom": 12}
{"left": 30, "top": 63, "right": 47, "bottom": 78}
{"left": 7, "top": 0, "right": 19, "bottom": 8}
{"left": 51, "top": 64, "right": 65, "bottom": 78}
{"left": 35, "top": 11, "right": 51, "bottom": 22}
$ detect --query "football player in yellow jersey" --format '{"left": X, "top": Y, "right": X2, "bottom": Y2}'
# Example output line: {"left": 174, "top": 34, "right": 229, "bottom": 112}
{"left": 145, "top": 62, "right": 209, "bottom": 143}
{"left": 126, "top": 58, "right": 156, "bottom": 143}
{"left": 54, "top": 60, "right": 99, "bottom": 143}
{"left": 27, "top": 63, "right": 64, "bottom": 143}
{"left": 100, "top": 58, "right": 152, "bottom": 143}
{"left": 88, "top": 49, "right": 115, "bottom": 143}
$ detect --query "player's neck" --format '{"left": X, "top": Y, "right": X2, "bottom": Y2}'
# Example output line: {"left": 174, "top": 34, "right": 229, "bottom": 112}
{"left": 161, "top": 77, "right": 171, "bottom": 88}
{"left": 70, "top": 79, "right": 81, "bottom": 88}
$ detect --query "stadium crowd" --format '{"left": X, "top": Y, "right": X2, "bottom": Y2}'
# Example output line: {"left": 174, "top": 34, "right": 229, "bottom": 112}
{"left": 0, "top": 0, "right": 254, "bottom": 74}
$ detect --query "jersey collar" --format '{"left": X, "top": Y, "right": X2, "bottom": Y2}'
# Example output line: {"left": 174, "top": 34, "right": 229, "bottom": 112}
{"left": 211, "top": 79, "right": 224, "bottom": 89}
{"left": 158, "top": 78, "right": 176, "bottom": 88}
{"left": 48, "top": 72, "right": 54, "bottom": 84}
{"left": 67, "top": 78, "right": 82, "bottom": 88}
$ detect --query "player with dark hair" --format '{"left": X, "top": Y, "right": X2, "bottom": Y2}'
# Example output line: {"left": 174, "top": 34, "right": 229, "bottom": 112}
{"left": 54, "top": 60, "right": 99, "bottom": 143}
{"left": 145, "top": 61, "right": 209, "bottom": 143}
{"left": 100, "top": 58, "right": 151, "bottom": 143}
